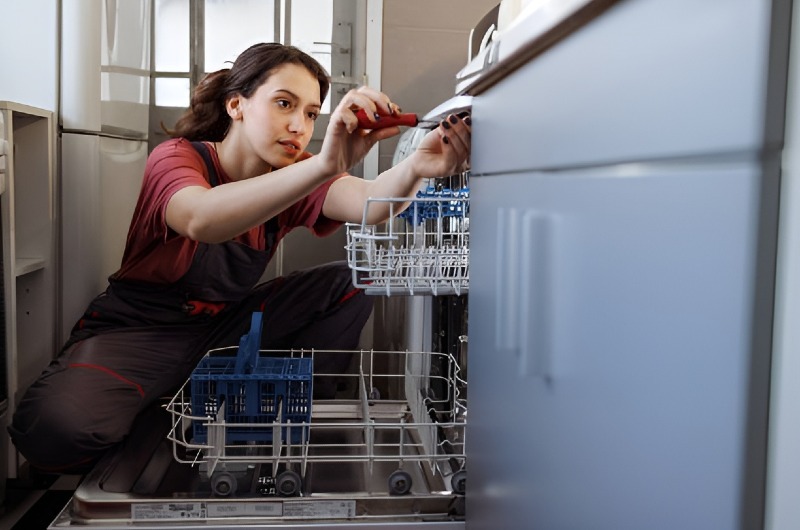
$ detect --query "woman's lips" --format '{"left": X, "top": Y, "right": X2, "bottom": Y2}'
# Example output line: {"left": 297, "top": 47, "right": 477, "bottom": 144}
{"left": 278, "top": 140, "right": 301, "bottom": 155}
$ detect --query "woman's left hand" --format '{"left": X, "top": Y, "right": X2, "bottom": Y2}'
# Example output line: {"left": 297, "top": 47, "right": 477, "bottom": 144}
{"left": 320, "top": 111, "right": 471, "bottom": 224}
{"left": 409, "top": 113, "right": 471, "bottom": 179}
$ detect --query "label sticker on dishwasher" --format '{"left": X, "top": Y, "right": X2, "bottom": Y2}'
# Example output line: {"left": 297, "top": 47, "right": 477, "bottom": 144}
{"left": 132, "top": 502, "right": 206, "bottom": 520}
{"left": 283, "top": 500, "right": 356, "bottom": 519}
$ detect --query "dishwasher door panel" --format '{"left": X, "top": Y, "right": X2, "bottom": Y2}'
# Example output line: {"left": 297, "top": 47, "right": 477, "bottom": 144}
{"left": 467, "top": 162, "right": 768, "bottom": 529}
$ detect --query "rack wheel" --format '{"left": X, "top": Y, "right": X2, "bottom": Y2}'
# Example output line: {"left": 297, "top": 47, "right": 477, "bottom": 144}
{"left": 276, "top": 470, "right": 303, "bottom": 497}
{"left": 388, "top": 470, "right": 413, "bottom": 495}
{"left": 451, "top": 470, "right": 466, "bottom": 495}
{"left": 211, "top": 471, "right": 237, "bottom": 497}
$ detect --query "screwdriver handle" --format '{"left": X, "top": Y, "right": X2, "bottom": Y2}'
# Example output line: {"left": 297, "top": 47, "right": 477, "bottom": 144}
{"left": 355, "top": 108, "right": 418, "bottom": 129}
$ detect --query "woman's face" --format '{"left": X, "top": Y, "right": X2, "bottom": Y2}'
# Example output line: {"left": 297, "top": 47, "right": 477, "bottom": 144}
{"left": 236, "top": 63, "right": 321, "bottom": 169}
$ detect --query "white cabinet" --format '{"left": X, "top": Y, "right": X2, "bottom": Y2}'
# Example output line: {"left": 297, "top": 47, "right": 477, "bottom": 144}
{"left": 465, "top": 0, "right": 783, "bottom": 527}
{"left": 0, "top": 102, "right": 57, "bottom": 477}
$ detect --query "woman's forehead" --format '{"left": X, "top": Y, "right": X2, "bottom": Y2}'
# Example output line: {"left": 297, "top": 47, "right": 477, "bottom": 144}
{"left": 258, "top": 63, "right": 321, "bottom": 106}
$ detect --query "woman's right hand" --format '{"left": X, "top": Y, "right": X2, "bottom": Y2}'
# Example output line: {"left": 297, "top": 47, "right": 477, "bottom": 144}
{"left": 315, "top": 86, "right": 404, "bottom": 176}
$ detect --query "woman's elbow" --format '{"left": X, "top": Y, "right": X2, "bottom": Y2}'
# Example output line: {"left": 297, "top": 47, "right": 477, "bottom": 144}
{"left": 181, "top": 215, "right": 228, "bottom": 244}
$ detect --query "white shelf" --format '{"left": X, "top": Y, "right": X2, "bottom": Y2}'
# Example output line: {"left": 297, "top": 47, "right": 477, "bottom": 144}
{"left": 14, "top": 258, "right": 46, "bottom": 277}
{"left": 0, "top": 101, "right": 57, "bottom": 480}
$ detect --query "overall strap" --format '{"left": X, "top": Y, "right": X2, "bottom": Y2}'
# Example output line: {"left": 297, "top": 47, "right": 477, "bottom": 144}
{"left": 190, "top": 141, "right": 220, "bottom": 187}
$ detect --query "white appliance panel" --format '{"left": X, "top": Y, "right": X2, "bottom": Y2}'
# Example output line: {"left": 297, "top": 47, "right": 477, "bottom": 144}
{"left": 98, "top": 137, "right": 146, "bottom": 280}
{"left": 60, "top": 134, "right": 146, "bottom": 341}
{"left": 61, "top": 0, "right": 103, "bottom": 132}
{"left": 60, "top": 134, "right": 103, "bottom": 339}
{"left": 0, "top": 112, "right": 7, "bottom": 194}
{"left": 61, "top": 0, "right": 151, "bottom": 136}
{"left": 60, "top": 0, "right": 151, "bottom": 340}
{"left": 100, "top": 0, "right": 151, "bottom": 136}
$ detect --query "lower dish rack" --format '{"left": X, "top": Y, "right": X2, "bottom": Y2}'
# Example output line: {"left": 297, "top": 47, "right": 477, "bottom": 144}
{"left": 51, "top": 313, "right": 468, "bottom": 528}
{"left": 166, "top": 345, "right": 468, "bottom": 503}
{"left": 346, "top": 186, "right": 469, "bottom": 296}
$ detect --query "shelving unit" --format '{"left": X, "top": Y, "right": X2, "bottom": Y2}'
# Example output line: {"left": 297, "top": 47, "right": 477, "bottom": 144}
{"left": 0, "top": 101, "right": 57, "bottom": 478}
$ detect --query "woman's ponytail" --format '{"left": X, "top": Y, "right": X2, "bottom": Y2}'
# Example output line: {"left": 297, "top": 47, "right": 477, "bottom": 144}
{"left": 164, "top": 69, "right": 231, "bottom": 141}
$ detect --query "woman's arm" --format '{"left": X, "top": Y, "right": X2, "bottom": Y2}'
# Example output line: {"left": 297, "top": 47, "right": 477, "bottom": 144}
{"left": 166, "top": 154, "right": 335, "bottom": 243}
{"left": 322, "top": 113, "right": 472, "bottom": 224}
{"left": 166, "top": 89, "right": 469, "bottom": 242}
{"left": 166, "top": 87, "right": 401, "bottom": 243}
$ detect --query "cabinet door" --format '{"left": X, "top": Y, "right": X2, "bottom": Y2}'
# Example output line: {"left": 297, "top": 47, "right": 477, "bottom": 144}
{"left": 467, "top": 163, "right": 767, "bottom": 529}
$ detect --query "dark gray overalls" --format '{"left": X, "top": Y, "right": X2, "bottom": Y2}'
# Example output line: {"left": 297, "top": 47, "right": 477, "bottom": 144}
{"left": 9, "top": 142, "right": 372, "bottom": 472}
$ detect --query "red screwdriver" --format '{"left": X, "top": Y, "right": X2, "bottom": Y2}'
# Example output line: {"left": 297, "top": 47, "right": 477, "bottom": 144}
{"left": 354, "top": 108, "right": 419, "bottom": 129}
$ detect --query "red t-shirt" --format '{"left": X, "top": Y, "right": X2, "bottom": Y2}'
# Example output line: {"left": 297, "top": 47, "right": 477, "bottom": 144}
{"left": 113, "top": 138, "right": 343, "bottom": 284}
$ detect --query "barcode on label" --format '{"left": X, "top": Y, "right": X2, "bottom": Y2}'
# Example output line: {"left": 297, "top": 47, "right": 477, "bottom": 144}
{"left": 132, "top": 502, "right": 206, "bottom": 520}
{"left": 207, "top": 502, "right": 283, "bottom": 517}
{"left": 284, "top": 500, "right": 356, "bottom": 519}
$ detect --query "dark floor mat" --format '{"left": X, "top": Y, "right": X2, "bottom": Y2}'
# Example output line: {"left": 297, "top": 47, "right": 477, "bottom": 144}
{"left": 10, "top": 489, "right": 73, "bottom": 530}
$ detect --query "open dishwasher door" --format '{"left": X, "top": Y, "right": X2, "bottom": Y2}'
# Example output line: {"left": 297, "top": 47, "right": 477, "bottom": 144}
{"left": 50, "top": 345, "right": 466, "bottom": 529}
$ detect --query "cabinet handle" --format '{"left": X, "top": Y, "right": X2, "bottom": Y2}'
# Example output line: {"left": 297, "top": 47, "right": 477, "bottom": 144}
{"left": 496, "top": 208, "right": 558, "bottom": 379}
{"left": 518, "top": 211, "right": 556, "bottom": 380}
{"left": 495, "top": 208, "right": 521, "bottom": 351}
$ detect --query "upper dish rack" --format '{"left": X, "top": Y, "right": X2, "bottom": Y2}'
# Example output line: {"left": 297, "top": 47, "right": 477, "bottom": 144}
{"left": 346, "top": 175, "right": 469, "bottom": 296}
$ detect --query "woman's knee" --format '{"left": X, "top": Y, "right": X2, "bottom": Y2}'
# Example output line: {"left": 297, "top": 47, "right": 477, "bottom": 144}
{"left": 9, "top": 380, "right": 134, "bottom": 470}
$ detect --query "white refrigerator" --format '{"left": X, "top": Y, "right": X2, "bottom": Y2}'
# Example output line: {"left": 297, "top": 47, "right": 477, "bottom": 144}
{"left": 60, "top": 0, "right": 151, "bottom": 342}
{"left": 0, "top": 103, "right": 7, "bottom": 503}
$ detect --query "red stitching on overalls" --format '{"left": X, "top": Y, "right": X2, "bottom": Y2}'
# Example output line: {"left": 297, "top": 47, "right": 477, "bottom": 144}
{"left": 184, "top": 300, "right": 226, "bottom": 316}
{"left": 337, "top": 288, "right": 362, "bottom": 305}
{"left": 68, "top": 363, "right": 145, "bottom": 397}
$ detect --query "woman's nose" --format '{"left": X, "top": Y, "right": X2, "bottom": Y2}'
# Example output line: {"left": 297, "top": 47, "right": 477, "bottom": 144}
{"left": 288, "top": 112, "right": 307, "bottom": 134}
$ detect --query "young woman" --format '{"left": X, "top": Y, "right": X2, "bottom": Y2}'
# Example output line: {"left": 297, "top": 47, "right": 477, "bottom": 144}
{"left": 8, "top": 43, "right": 471, "bottom": 473}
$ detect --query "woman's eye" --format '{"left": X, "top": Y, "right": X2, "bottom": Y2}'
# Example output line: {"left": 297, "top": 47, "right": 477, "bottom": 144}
{"left": 277, "top": 99, "right": 291, "bottom": 109}
{"left": 308, "top": 112, "right": 319, "bottom": 121}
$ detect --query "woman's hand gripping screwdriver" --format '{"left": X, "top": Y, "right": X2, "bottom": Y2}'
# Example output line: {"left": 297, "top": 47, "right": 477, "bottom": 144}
{"left": 354, "top": 108, "right": 419, "bottom": 129}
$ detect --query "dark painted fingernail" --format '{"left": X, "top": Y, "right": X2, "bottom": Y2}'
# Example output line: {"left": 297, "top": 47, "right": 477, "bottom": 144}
{"left": 443, "top": 136, "right": 450, "bottom": 144}
{"left": 449, "top": 114, "right": 458, "bottom": 124}
{"left": 457, "top": 111, "right": 470, "bottom": 119}
{"left": 442, "top": 120, "right": 451, "bottom": 129}
{"left": 465, "top": 117, "right": 472, "bottom": 126}
{"left": 374, "top": 112, "right": 381, "bottom": 120}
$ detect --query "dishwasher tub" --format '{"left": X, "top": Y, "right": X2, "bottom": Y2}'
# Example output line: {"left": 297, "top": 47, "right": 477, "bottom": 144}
{"left": 50, "top": 349, "right": 467, "bottom": 529}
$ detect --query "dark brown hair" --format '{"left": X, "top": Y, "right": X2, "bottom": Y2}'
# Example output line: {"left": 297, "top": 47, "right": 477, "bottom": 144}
{"left": 166, "top": 43, "right": 330, "bottom": 141}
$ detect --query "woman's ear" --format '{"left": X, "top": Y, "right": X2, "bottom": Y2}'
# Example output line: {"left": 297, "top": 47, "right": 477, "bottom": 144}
{"left": 226, "top": 96, "right": 243, "bottom": 120}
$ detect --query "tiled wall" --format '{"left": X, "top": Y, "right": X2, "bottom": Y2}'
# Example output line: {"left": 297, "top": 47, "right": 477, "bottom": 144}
{"left": 379, "top": 0, "right": 499, "bottom": 173}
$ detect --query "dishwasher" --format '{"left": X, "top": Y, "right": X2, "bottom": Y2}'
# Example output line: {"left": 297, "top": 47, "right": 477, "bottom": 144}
{"left": 48, "top": 107, "right": 472, "bottom": 529}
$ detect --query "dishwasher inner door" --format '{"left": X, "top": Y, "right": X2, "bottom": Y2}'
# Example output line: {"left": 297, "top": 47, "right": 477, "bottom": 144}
{"left": 50, "top": 349, "right": 466, "bottom": 529}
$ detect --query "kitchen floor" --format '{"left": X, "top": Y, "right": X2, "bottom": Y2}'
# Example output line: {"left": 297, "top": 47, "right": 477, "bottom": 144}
{"left": 0, "top": 471, "right": 82, "bottom": 529}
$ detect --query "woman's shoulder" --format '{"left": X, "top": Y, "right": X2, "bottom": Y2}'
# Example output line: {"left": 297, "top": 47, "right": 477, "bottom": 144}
{"left": 143, "top": 138, "right": 209, "bottom": 185}
{"left": 146, "top": 138, "right": 207, "bottom": 171}
{"left": 150, "top": 137, "right": 203, "bottom": 159}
